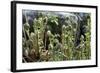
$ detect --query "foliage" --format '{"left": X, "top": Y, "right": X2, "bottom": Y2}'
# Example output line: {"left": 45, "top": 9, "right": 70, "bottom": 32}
{"left": 22, "top": 11, "right": 91, "bottom": 62}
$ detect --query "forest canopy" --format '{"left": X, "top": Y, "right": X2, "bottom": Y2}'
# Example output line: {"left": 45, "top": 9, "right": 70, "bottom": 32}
{"left": 22, "top": 10, "right": 91, "bottom": 63}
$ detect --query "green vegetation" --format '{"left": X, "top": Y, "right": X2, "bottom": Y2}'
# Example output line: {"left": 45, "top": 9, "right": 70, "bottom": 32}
{"left": 22, "top": 11, "right": 91, "bottom": 62}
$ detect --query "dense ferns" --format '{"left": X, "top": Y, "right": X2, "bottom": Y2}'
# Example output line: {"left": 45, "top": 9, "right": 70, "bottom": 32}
{"left": 22, "top": 11, "right": 91, "bottom": 62}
